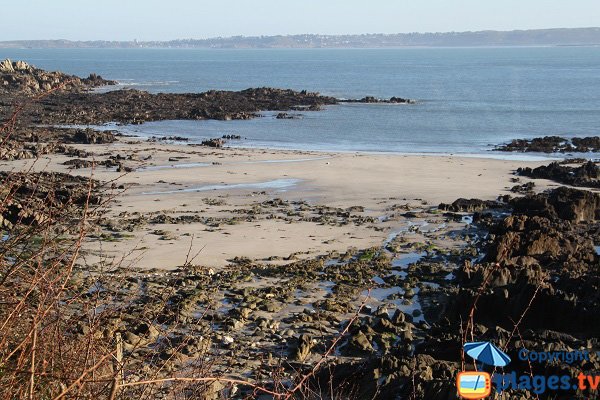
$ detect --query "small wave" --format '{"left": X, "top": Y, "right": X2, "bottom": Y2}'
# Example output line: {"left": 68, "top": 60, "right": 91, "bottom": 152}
{"left": 116, "top": 80, "right": 179, "bottom": 87}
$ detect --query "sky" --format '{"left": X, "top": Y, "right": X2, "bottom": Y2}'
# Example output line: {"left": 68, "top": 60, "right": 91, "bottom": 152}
{"left": 2, "top": 0, "right": 600, "bottom": 41}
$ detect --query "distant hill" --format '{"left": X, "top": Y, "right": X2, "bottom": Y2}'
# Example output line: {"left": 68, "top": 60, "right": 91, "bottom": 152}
{"left": 2, "top": 28, "right": 600, "bottom": 49}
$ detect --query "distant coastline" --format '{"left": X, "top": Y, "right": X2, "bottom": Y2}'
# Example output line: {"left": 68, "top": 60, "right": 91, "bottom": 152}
{"left": 2, "top": 27, "right": 600, "bottom": 49}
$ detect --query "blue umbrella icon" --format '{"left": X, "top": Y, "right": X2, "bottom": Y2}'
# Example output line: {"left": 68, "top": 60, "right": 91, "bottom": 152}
{"left": 464, "top": 341, "right": 511, "bottom": 367}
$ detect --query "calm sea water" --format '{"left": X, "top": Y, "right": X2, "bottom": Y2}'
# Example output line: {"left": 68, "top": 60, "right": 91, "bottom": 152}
{"left": 3, "top": 47, "right": 600, "bottom": 156}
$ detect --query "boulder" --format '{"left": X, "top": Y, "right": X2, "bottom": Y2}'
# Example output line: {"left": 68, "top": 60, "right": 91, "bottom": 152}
{"left": 510, "top": 186, "right": 600, "bottom": 222}
{"left": 438, "top": 198, "right": 500, "bottom": 213}
{"left": 0, "top": 59, "right": 14, "bottom": 72}
{"left": 518, "top": 161, "right": 600, "bottom": 189}
{"left": 292, "top": 334, "right": 315, "bottom": 361}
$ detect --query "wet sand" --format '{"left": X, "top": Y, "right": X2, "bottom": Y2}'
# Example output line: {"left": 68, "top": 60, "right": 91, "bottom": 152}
{"left": 1, "top": 139, "right": 555, "bottom": 268}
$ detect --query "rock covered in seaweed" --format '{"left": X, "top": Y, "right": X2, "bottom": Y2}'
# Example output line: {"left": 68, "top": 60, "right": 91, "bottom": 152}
{"left": 517, "top": 161, "right": 600, "bottom": 188}
{"left": 29, "top": 87, "right": 340, "bottom": 125}
{"left": 495, "top": 135, "right": 600, "bottom": 153}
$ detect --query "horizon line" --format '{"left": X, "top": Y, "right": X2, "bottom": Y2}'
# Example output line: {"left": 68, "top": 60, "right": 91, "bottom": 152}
{"left": 2, "top": 26, "right": 600, "bottom": 43}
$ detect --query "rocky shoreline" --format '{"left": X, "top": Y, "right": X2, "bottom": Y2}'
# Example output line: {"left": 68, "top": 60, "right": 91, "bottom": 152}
{"left": 495, "top": 135, "right": 600, "bottom": 153}
{"left": 1, "top": 59, "right": 415, "bottom": 128}
{"left": 30, "top": 184, "right": 596, "bottom": 398}
{"left": 518, "top": 160, "right": 600, "bottom": 189}
{"left": 1, "top": 61, "right": 599, "bottom": 399}
{"left": 1, "top": 58, "right": 115, "bottom": 94}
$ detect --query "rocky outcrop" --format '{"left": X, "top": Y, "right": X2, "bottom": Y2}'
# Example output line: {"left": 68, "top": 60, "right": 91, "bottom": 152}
{"left": 26, "top": 87, "right": 340, "bottom": 125}
{"left": 452, "top": 187, "right": 600, "bottom": 335}
{"left": 275, "top": 112, "right": 303, "bottom": 119}
{"left": 63, "top": 159, "right": 97, "bottom": 169}
{"left": 2, "top": 62, "right": 416, "bottom": 126}
{"left": 201, "top": 138, "right": 225, "bottom": 148}
{"left": 0, "top": 127, "right": 115, "bottom": 160}
{"left": 510, "top": 186, "right": 600, "bottom": 222}
{"left": 73, "top": 128, "right": 115, "bottom": 144}
{"left": 0, "top": 141, "right": 88, "bottom": 161}
{"left": 8, "top": 127, "right": 115, "bottom": 145}
{"left": 438, "top": 198, "right": 502, "bottom": 213}
{"left": 330, "top": 187, "right": 600, "bottom": 399}
{"left": 0, "top": 59, "right": 116, "bottom": 94}
{"left": 572, "top": 136, "right": 600, "bottom": 151}
{"left": 0, "top": 172, "right": 101, "bottom": 229}
{"left": 510, "top": 181, "right": 535, "bottom": 194}
{"left": 517, "top": 161, "right": 600, "bottom": 188}
{"left": 340, "top": 96, "right": 415, "bottom": 104}
{"left": 495, "top": 135, "right": 600, "bottom": 153}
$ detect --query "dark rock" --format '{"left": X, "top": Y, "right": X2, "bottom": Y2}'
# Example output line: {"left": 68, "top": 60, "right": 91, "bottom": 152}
{"left": 63, "top": 159, "right": 96, "bottom": 169}
{"left": 0, "top": 171, "right": 101, "bottom": 228}
{"left": 510, "top": 181, "right": 535, "bottom": 194}
{"left": 149, "top": 135, "right": 189, "bottom": 142}
{"left": 292, "top": 334, "right": 314, "bottom": 361}
{"left": 27, "top": 87, "right": 340, "bottom": 125}
{"left": 275, "top": 112, "right": 303, "bottom": 119}
{"left": 448, "top": 187, "right": 600, "bottom": 338}
{"left": 518, "top": 161, "right": 600, "bottom": 188}
{"left": 348, "top": 331, "right": 374, "bottom": 353}
{"left": 438, "top": 198, "right": 501, "bottom": 212}
{"left": 201, "top": 138, "right": 225, "bottom": 148}
{"left": 358, "top": 96, "right": 379, "bottom": 103}
{"left": 509, "top": 186, "right": 600, "bottom": 222}
{"left": 389, "top": 96, "right": 414, "bottom": 104}
{"left": 572, "top": 136, "right": 600, "bottom": 152}
{"left": 340, "top": 96, "right": 414, "bottom": 104}
{"left": 73, "top": 128, "right": 115, "bottom": 144}
{"left": 495, "top": 135, "right": 600, "bottom": 153}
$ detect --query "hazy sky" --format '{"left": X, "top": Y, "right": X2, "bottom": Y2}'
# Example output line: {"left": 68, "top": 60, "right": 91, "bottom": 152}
{"left": 3, "top": 0, "right": 600, "bottom": 41}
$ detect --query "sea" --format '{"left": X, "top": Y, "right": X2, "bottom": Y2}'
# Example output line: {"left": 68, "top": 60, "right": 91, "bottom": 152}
{"left": 3, "top": 47, "right": 600, "bottom": 159}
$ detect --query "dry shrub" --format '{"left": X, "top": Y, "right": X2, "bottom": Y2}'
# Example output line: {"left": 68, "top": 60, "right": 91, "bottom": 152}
{"left": 0, "top": 87, "right": 362, "bottom": 400}
{"left": 0, "top": 100, "right": 120, "bottom": 398}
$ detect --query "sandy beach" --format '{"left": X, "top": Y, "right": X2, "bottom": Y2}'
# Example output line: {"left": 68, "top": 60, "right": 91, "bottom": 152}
{"left": 2, "top": 138, "right": 555, "bottom": 269}
{"left": 3, "top": 44, "right": 600, "bottom": 399}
